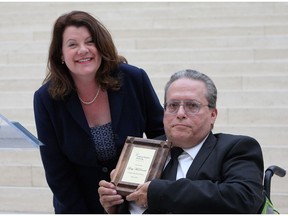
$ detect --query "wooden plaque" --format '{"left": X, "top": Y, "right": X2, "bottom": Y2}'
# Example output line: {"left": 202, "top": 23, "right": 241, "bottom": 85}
{"left": 111, "top": 136, "right": 171, "bottom": 196}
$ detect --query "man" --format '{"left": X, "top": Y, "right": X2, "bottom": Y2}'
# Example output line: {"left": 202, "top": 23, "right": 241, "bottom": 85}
{"left": 98, "top": 69, "right": 264, "bottom": 213}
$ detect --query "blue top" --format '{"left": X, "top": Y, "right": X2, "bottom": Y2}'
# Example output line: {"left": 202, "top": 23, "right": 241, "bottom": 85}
{"left": 90, "top": 122, "right": 116, "bottom": 161}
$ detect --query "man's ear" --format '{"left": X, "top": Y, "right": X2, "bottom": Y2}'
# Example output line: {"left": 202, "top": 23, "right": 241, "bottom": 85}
{"left": 210, "top": 108, "right": 218, "bottom": 129}
{"left": 211, "top": 108, "right": 218, "bottom": 119}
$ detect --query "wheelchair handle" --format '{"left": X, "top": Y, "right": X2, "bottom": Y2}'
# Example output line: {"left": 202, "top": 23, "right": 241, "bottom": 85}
{"left": 264, "top": 165, "right": 286, "bottom": 199}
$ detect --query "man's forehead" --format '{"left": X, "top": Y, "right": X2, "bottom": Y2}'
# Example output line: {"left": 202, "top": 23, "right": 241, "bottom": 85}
{"left": 168, "top": 79, "right": 206, "bottom": 92}
{"left": 166, "top": 79, "right": 207, "bottom": 100}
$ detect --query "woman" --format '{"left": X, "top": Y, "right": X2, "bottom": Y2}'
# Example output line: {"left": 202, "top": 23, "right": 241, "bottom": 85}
{"left": 33, "top": 11, "right": 164, "bottom": 213}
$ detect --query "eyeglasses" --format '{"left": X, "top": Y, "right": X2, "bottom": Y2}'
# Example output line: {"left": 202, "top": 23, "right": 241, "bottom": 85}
{"left": 164, "top": 100, "right": 211, "bottom": 115}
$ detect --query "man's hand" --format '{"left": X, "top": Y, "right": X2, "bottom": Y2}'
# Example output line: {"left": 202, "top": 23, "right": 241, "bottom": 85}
{"left": 126, "top": 181, "right": 150, "bottom": 208}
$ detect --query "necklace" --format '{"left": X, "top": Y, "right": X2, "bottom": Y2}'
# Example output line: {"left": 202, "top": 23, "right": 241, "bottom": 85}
{"left": 78, "top": 86, "right": 100, "bottom": 105}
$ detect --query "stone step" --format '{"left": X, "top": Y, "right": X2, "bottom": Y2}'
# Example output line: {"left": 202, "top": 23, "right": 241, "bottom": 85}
{"left": 0, "top": 50, "right": 287, "bottom": 69}
{"left": 270, "top": 193, "right": 288, "bottom": 214}
{"left": 2, "top": 22, "right": 288, "bottom": 42}
{"left": 217, "top": 90, "right": 288, "bottom": 108}
{"left": 121, "top": 48, "right": 288, "bottom": 64}
{"left": 0, "top": 146, "right": 285, "bottom": 187}
{"left": 156, "top": 89, "right": 288, "bottom": 106}
{"left": 213, "top": 125, "right": 288, "bottom": 146}
{"left": 0, "top": 52, "right": 47, "bottom": 65}
{"left": 1, "top": 3, "right": 288, "bottom": 27}
{"left": 0, "top": 1, "right": 287, "bottom": 213}
{"left": 129, "top": 22, "right": 288, "bottom": 35}
{"left": 0, "top": 109, "right": 35, "bottom": 126}
{"left": 2, "top": 14, "right": 288, "bottom": 33}
{"left": 0, "top": 92, "right": 34, "bottom": 109}
{"left": 0, "top": 148, "right": 53, "bottom": 213}
{"left": 2, "top": 111, "right": 288, "bottom": 146}
{"left": 2, "top": 106, "right": 288, "bottom": 126}
{"left": 0, "top": 41, "right": 49, "bottom": 52}
{"left": 0, "top": 78, "right": 42, "bottom": 92}
{"left": 262, "top": 147, "right": 288, "bottom": 172}
{"left": 0, "top": 186, "right": 53, "bottom": 213}
{"left": 1, "top": 126, "right": 288, "bottom": 151}
{"left": 2, "top": 35, "right": 288, "bottom": 53}
{"left": 0, "top": 146, "right": 286, "bottom": 213}
{"left": 1, "top": 2, "right": 286, "bottom": 12}
{"left": 0, "top": 164, "right": 46, "bottom": 187}
{"left": 111, "top": 24, "right": 288, "bottom": 40}
{"left": 2, "top": 48, "right": 288, "bottom": 65}
{"left": 0, "top": 186, "right": 285, "bottom": 214}
{"left": 27, "top": 24, "right": 288, "bottom": 44}
{"left": 0, "top": 64, "right": 46, "bottom": 79}
{"left": 218, "top": 107, "right": 288, "bottom": 125}
{"left": 0, "top": 179, "right": 285, "bottom": 214}
{"left": 0, "top": 149, "right": 45, "bottom": 188}
{"left": 19, "top": 125, "right": 288, "bottom": 147}
{"left": 0, "top": 148, "right": 40, "bottom": 164}
{"left": 2, "top": 75, "right": 288, "bottom": 92}
{"left": 152, "top": 75, "right": 288, "bottom": 91}
{"left": 140, "top": 61, "right": 288, "bottom": 76}
{"left": 1, "top": 62, "right": 288, "bottom": 80}
{"left": 1, "top": 90, "right": 288, "bottom": 108}
{"left": 115, "top": 36, "right": 288, "bottom": 50}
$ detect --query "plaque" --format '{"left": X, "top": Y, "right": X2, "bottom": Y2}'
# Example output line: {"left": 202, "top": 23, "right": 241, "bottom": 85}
{"left": 111, "top": 136, "right": 171, "bottom": 196}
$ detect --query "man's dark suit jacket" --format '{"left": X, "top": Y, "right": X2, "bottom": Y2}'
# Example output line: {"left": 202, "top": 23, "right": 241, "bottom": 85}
{"left": 33, "top": 63, "right": 164, "bottom": 213}
{"left": 119, "top": 132, "right": 264, "bottom": 214}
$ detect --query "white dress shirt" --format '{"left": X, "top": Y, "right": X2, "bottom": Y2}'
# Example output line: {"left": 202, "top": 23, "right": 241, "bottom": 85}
{"left": 176, "top": 140, "right": 204, "bottom": 180}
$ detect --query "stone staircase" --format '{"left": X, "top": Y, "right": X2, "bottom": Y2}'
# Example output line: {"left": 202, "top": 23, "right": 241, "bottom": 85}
{"left": 0, "top": 2, "right": 287, "bottom": 213}
{"left": 0, "top": 148, "right": 53, "bottom": 213}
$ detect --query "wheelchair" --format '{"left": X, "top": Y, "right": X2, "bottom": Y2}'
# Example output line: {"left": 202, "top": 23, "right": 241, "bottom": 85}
{"left": 261, "top": 165, "right": 286, "bottom": 214}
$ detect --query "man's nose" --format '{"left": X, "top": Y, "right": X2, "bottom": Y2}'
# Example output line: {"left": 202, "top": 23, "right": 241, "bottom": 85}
{"left": 176, "top": 105, "right": 187, "bottom": 118}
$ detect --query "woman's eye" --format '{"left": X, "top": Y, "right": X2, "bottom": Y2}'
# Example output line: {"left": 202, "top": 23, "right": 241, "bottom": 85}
{"left": 87, "top": 41, "right": 94, "bottom": 45}
{"left": 68, "top": 43, "right": 76, "bottom": 48}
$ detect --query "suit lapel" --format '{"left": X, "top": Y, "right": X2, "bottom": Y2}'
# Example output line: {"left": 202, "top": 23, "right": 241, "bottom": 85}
{"left": 186, "top": 132, "right": 217, "bottom": 179}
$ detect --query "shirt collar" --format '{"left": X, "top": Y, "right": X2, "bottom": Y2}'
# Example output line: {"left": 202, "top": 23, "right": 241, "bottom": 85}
{"left": 182, "top": 133, "right": 209, "bottom": 160}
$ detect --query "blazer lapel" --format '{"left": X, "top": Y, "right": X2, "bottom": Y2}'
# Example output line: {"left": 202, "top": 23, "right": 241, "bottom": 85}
{"left": 108, "top": 88, "right": 125, "bottom": 132}
{"left": 64, "top": 86, "right": 125, "bottom": 136}
{"left": 65, "top": 92, "right": 91, "bottom": 135}
{"left": 186, "top": 132, "right": 217, "bottom": 179}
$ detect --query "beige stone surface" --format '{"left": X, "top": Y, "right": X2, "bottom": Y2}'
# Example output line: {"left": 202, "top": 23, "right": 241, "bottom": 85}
{"left": 0, "top": 2, "right": 287, "bottom": 213}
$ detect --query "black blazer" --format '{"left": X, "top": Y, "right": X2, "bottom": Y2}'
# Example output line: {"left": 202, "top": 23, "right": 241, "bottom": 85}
{"left": 33, "top": 63, "right": 164, "bottom": 213}
{"left": 119, "top": 132, "right": 264, "bottom": 214}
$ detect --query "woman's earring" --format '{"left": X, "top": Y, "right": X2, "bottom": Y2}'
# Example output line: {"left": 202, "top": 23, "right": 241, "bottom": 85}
{"left": 62, "top": 61, "right": 64, "bottom": 64}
